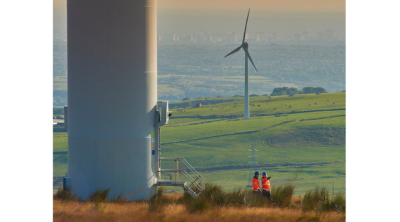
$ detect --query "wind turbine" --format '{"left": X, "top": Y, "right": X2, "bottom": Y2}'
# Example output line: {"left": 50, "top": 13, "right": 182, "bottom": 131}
{"left": 224, "top": 8, "right": 257, "bottom": 119}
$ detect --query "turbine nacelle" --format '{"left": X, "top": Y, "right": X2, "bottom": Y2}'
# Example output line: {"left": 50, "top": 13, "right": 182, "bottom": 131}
{"left": 242, "top": 42, "right": 249, "bottom": 49}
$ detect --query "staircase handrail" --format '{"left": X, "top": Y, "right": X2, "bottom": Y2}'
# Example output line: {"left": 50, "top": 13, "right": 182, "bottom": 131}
{"left": 159, "top": 157, "right": 205, "bottom": 191}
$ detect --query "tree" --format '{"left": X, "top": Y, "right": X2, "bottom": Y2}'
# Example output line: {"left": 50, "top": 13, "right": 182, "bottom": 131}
{"left": 314, "top": 87, "right": 327, "bottom": 93}
{"left": 302, "top": 87, "right": 315, "bottom": 94}
{"left": 301, "top": 87, "right": 327, "bottom": 94}
{"left": 271, "top": 87, "right": 299, "bottom": 96}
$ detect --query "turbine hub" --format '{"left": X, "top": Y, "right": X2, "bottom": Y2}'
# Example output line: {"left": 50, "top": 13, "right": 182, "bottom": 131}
{"left": 243, "top": 42, "right": 249, "bottom": 49}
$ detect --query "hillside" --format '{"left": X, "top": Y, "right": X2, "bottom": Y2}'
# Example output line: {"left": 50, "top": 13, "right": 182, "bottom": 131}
{"left": 53, "top": 92, "right": 345, "bottom": 195}
{"left": 169, "top": 92, "right": 344, "bottom": 117}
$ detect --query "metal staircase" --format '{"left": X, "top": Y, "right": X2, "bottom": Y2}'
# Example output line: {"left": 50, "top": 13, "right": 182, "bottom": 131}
{"left": 156, "top": 157, "right": 205, "bottom": 198}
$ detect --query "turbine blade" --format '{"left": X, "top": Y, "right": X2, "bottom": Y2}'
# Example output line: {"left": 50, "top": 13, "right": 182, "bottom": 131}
{"left": 243, "top": 47, "right": 258, "bottom": 72}
{"left": 224, "top": 45, "right": 242, "bottom": 58}
{"left": 242, "top": 8, "right": 250, "bottom": 44}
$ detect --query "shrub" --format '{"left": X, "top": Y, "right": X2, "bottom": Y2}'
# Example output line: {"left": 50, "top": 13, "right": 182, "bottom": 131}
{"left": 182, "top": 97, "right": 191, "bottom": 101}
{"left": 224, "top": 188, "right": 246, "bottom": 207}
{"left": 178, "top": 187, "right": 194, "bottom": 205}
{"left": 89, "top": 188, "right": 110, "bottom": 202}
{"left": 301, "top": 186, "right": 330, "bottom": 213}
{"left": 243, "top": 189, "right": 270, "bottom": 208}
{"left": 54, "top": 188, "right": 76, "bottom": 201}
{"left": 199, "top": 183, "right": 225, "bottom": 206}
{"left": 331, "top": 192, "right": 346, "bottom": 213}
{"left": 149, "top": 187, "right": 167, "bottom": 213}
{"left": 180, "top": 183, "right": 270, "bottom": 212}
{"left": 178, "top": 183, "right": 300, "bottom": 213}
{"left": 188, "top": 196, "right": 208, "bottom": 213}
{"left": 177, "top": 185, "right": 211, "bottom": 213}
{"left": 271, "top": 184, "right": 295, "bottom": 207}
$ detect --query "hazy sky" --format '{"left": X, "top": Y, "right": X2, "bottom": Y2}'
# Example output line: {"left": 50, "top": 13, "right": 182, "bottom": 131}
{"left": 54, "top": 0, "right": 344, "bottom": 12}
{"left": 54, "top": 0, "right": 345, "bottom": 38}
{"left": 159, "top": 0, "right": 344, "bottom": 12}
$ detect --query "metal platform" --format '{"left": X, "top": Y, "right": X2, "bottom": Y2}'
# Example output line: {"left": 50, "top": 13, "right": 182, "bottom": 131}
{"left": 157, "top": 180, "right": 187, "bottom": 187}
{"left": 156, "top": 157, "right": 205, "bottom": 198}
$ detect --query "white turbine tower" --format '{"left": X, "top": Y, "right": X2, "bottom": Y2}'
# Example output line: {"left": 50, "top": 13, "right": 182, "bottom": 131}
{"left": 224, "top": 8, "right": 258, "bottom": 119}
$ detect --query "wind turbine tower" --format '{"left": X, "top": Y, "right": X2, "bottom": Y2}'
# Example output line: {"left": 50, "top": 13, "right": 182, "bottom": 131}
{"left": 224, "top": 8, "right": 258, "bottom": 119}
{"left": 65, "top": 0, "right": 205, "bottom": 201}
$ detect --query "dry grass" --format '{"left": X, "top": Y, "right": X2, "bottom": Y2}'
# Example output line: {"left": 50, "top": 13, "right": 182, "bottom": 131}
{"left": 301, "top": 186, "right": 346, "bottom": 213}
{"left": 54, "top": 193, "right": 345, "bottom": 222}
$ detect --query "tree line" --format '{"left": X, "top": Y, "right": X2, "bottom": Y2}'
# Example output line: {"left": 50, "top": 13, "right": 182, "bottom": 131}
{"left": 271, "top": 87, "right": 327, "bottom": 96}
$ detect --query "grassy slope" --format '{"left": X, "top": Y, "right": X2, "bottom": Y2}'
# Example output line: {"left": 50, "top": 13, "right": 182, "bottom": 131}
{"left": 163, "top": 110, "right": 344, "bottom": 144}
{"left": 53, "top": 92, "right": 345, "bottom": 195}
{"left": 170, "top": 92, "right": 345, "bottom": 117}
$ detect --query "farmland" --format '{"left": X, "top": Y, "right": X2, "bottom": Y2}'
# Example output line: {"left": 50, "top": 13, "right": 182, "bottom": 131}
{"left": 53, "top": 92, "right": 345, "bottom": 196}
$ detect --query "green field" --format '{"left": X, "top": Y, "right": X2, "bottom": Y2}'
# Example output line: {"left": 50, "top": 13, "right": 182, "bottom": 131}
{"left": 53, "top": 92, "right": 345, "bottom": 196}
{"left": 214, "top": 76, "right": 271, "bottom": 83}
{"left": 53, "top": 76, "right": 68, "bottom": 90}
{"left": 170, "top": 92, "right": 345, "bottom": 117}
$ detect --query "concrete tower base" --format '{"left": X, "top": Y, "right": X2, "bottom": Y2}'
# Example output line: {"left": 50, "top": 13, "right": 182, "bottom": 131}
{"left": 68, "top": 137, "right": 156, "bottom": 201}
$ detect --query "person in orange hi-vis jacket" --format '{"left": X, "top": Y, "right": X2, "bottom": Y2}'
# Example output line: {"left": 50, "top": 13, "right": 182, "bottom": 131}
{"left": 261, "top": 171, "right": 272, "bottom": 200}
{"left": 252, "top": 171, "right": 261, "bottom": 196}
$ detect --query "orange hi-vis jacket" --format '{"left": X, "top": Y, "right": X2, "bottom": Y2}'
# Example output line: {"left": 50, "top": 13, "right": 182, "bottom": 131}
{"left": 252, "top": 177, "right": 261, "bottom": 191}
{"left": 262, "top": 177, "right": 271, "bottom": 190}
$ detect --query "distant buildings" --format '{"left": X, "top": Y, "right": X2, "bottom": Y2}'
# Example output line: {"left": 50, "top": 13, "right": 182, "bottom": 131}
{"left": 231, "top": 32, "right": 237, "bottom": 43}
{"left": 317, "top": 32, "right": 324, "bottom": 41}
{"left": 256, "top": 31, "right": 266, "bottom": 42}
{"left": 156, "top": 28, "right": 342, "bottom": 45}
{"left": 325, "top": 29, "right": 334, "bottom": 40}
{"left": 181, "top": 35, "right": 194, "bottom": 43}
{"left": 270, "top": 33, "right": 277, "bottom": 42}
{"left": 294, "top": 33, "right": 301, "bottom": 42}
{"left": 301, "top": 31, "right": 308, "bottom": 41}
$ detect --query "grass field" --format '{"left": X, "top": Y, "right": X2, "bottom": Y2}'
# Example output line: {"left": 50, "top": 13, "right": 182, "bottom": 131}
{"left": 53, "top": 92, "right": 345, "bottom": 196}
{"left": 53, "top": 76, "right": 67, "bottom": 90}
{"left": 214, "top": 75, "right": 271, "bottom": 83}
{"left": 54, "top": 198, "right": 345, "bottom": 222}
{"left": 195, "top": 163, "right": 345, "bottom": 196}
{"left": 169, "top": 92, "right": 345, "bottom": 117}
